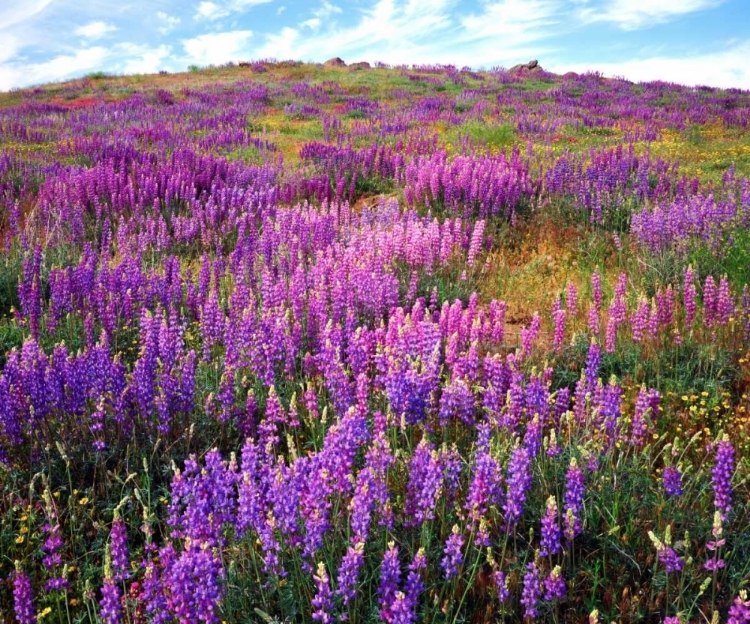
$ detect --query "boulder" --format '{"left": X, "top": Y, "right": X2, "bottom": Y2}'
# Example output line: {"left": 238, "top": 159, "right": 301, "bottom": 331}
{"left": 510, "top": 60, "right": 544, "bottom": 74}
{"left": 349, "top": 61, "right": 371, "bottom": 70}
{"left": 324, "top": 57, "right": 347, "bottom": 67}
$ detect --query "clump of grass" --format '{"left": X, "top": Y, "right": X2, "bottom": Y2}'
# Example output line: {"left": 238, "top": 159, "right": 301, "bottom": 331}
{"left": 462, "top": 120, "right": 517, "bottom": 151}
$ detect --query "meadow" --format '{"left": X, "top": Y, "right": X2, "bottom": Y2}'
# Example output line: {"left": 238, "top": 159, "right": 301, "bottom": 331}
{"left": 0, "top": 59, "right": 749, "bottom": 623}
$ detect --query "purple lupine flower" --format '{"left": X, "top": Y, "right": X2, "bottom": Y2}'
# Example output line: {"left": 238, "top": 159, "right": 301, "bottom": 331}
{"left": 521, "top": 562, "right": 542, "bottom": 619}
{"left": 712, "top": 435, "right": 735, "bottom": 518}
{"left": 441, "top": 525, "right": 465, "bottom": 580}
{"left": 100, "top": 577, "right": 123, "bottom": 624}
{"left": 663, "top": 618, "right": 681, "bottom": 624}
{"left": 597, "top": 377, "right": 622, "bottom": 444}
{"left": 657, "top": 546, "right": 684, "bottom": 573}
{"left": 540, "top": 496, "right": 562, "bottom": 557}
{"left": 40, "top": 505, "right": 68, "bottom": 592}
{"left": 442, "top": 446, "right": 464, "bottom": 507}
{"left": 716, "top": 275, "right": 734, "bottom": 325}
{"left": 41, "top": 524, "right": 63, "bottom": 569}
{"left": 662, "top": 466, "right": 683, "bottom": 498}
{"left": 465, "top": 429, "right": 502, "bottom": 537}
{"left": 405, "top": 439, "right": 444, "bottom": 527}
{"left": 389, "top": 548, "right": 426, "bottom": 624}
{"left": 605, "top": 316, "right": 617, "bottom": 353}
{"left": 379, "top": 543, "right": 402, "bottom": 621}
{"left": 567, "top": 282, "right": 578, "bottom": 317}
{"left": 703, "top": 276, "right": 718, "bottom": 326}
{"left": 110, "top": 517, "right": 130, "bottom": 581}
{"left": 631, "top": 298, "right": 649, "bottom": 343}
{"left": 588, "top": 304, "right": 600, "bottom": 335}
{"left": 546, "top": 428, "right": 563, "bottom": 458}
{"left": 467, "top": 219, "right": 485, "bottom": 267}
{"left": 584, "top": 341, "right": 601, "bottom": 389}
{"left": 523, "top": 414, "right": 544, "bottom": 459}
{"left": 337, "top": 541, "right": 365, "bottom": 607}
{"left": 544, "top": 565, "right": 566, "bottom": 601}
{"left": 553, "top": 309, "right": 566, "bottom": 352}
{"left": 563, "top": 458, "right": 585, "bottom": 542}
{"left": 494, "top": 569, "right": 510, "bottom": 604}
{"left": 727, "top": 591, "right": 750, "bottom": 623}
{"left": 163, "top": 542, "right": 225, "bottom": 623}
{"left": 631, "top": 387, "right": 659, "bottom": 446}
{"left": 312, "top": 562, "right": 335, "bottom": 623}
{"left": 503, "top": 444, "right": 533, "bottom": 529}
{"left": 649, "top": 530, "right": 684, "bottom": 573}
{"left": 704, "top": 511, "right": 726, "bottom": 572}
{"left": 13, "top": 565, "right": 36, "bottom": 624}
{"left": 142, "top": 552, "right": 171, "bottom": 624}
{"left": 592, "top": 271, "right": 602, "bottom": 310}
{"left": 349, "top": 468, "right": 376, "bottom": 544}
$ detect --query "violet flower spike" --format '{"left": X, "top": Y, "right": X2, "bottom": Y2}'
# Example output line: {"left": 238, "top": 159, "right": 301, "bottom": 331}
{"left": 13, "top": 564, "right": 36, "bottom": 624}
{"left": 441, "top": 525, "right": 465, "bottom": 580}
{"left": 521, "top": 561, "right": 542, "bottom": 619}
{"left": 712, "top": 434, "right": 735, "bottom": 519}
{"left": 540, "top": 496, "right": 562, "bottom": 557}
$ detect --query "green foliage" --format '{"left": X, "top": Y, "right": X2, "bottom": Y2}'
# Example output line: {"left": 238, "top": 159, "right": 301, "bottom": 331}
{"left": 86, "top": 71, "right": 111, "bottom": 80}
{"left": 462, "top": 120, "right": 517, "bottom": 151}
{"left": 553, "top": 332, "right": 740, "bottom": 401}
{"left": 702, "top": 228, "right": 750, "bottom": 287}
{"left": 0, "top": 249, "right": 21, "bottom": 321}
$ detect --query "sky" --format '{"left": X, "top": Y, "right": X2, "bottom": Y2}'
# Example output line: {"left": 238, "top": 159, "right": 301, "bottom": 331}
{"left": 1, "top": 0, "right": 750, "bottom": 92}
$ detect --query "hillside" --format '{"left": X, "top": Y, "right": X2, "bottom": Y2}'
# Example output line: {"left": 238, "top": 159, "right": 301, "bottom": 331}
{"left": 1, "top": 60, "right": 749, "bottom": 623}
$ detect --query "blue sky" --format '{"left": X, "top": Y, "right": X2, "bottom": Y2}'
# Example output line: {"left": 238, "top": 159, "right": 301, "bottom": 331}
{"left": 1, "top": 0, "right": 749, "bottom": 91}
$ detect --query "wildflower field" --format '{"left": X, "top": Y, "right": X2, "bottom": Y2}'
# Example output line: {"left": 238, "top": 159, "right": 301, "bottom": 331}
{"left": 1, "top": 60, "right": 750, "bottom": 623}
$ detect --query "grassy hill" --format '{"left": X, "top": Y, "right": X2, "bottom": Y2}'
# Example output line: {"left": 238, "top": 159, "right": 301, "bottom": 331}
{"left": 1, "top": 60, "right": 749, "bottom": 623}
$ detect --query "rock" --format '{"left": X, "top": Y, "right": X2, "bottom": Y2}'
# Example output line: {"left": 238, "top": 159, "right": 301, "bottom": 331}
{"left": 510, "top": 60, "right": 544, "bottom": 74}
{"left": 563, "top": 71, "right": 579, "bottom": 79}
{"left": 238, "top": 61, "right": 251, "bottom": 68}
{"left": 349, "top": 61, "right": 371, "bottom": 70}
{"left": 324, "top": 57, "right": 347, "bottom": 67}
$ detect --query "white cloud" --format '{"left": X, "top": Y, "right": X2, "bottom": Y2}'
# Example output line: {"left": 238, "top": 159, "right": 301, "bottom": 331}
{"left": 74, "top": 21, "right": 117, "bottom": 40}
{"left": 253, "top": 0, "right": 454, "bottom": 62}
{"left": 0, "top": 46, "right": 109, "bottom": 91}
{"left": 193, "top": 0, "right": 275, "bottom": 21}
{"left": 301, "top": 18, "right": 322, "bottom": 30}
{"left": 251, "top": 0, "right": 562, "bottom": 68}
{"left": 578, "top": 0, "right": 725, "bottom": 30}
{"left": 0, "top": 0, "right": 54, "bottom": 64}
{"left": 156, "top": 11, "right": 181, "bottom": 35}
{"left": 0, "top": 0, "right": 54, "bottom": 30}
{"left": 313, "top": 1, "right": 342, "bottom": 18}
{"left": 195, "top": 1, "right": 222, "bottom": 20}
{"left": 182, "top": 30, "right": 254, "bottom": 65}
{"left": 118, "top": 43, "right": 173, "bottom": 74}
{"left": 460, "top": 0, "right": 559, "bottom": 43}
{"left": 557, "top": 40, "right": 750, "bottom": 89}
{"left": 0, "top": 33, "right": 23, "bottom": 64}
